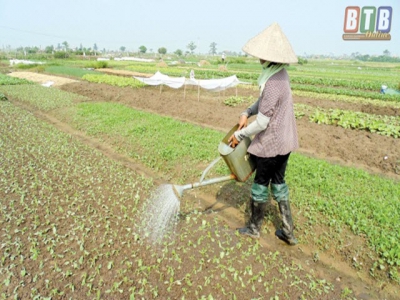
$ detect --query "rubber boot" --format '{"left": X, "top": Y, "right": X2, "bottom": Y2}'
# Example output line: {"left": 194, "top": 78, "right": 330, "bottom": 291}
{"left": 238, "top": 183, "right": 268, "bottom": 238}
{"left": 275, "top": 200, "right": 298, "bottom": 245}
{"left": 238, "top": 200, "right": 267, "bottom": 238}
{"left": 271, "top": 183, "right": 298, "bottom": 246}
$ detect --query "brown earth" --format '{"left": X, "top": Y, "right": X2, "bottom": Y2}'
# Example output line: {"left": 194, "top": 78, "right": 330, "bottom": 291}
{"left": 6, "top": 71, "right": 400, "bottom": 299}
{"left": 57, "top": 79, "right": 399, "bottom": 299}
{"left": 59, "top": 80, "right": 400, "bottom": 180}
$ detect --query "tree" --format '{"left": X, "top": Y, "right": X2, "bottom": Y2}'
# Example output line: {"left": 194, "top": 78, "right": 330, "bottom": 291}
{"left": 209, "top": 42, "right": 217, "bottom": 55}
{"left": 158, "top": 47, "right": 167, "bottom": 55}
{"left": 186, "top": 41, "right": 197, "bottom": 54}
{"left": 174, "top": 49, "right": 183, "bottom": 56}
{"left": 120, "top": 46, "right": 126, "bottom": 52}
{"left": 45, "top": 45, "right": 54, "bottom": 54}
{"left": 383, "top": 49, "right": 390, "bottom": 56}
{"left": 139, "top": 45, "right": 147, "bottom": 53}
{"left": 62, "top": 41, "right": 69, "bottom": 51}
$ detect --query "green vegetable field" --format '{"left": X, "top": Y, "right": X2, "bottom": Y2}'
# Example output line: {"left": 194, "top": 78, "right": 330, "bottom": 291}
{"left": 0, "top": 57, "right": 399, "bottom": 299}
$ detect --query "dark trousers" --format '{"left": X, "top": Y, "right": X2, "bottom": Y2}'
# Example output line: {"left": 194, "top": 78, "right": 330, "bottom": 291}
{"left": 252, "top": 153, "right": 290, "bottom": 186}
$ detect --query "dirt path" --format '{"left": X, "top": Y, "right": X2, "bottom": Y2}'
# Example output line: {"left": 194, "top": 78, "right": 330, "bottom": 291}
{"left": 8, "top": 71, "right": 78, "bottom": 87}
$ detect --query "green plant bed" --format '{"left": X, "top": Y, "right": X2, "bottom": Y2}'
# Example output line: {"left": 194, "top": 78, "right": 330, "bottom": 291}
{"left": 308, "top": 108, "right": 400, "bottom": 138}
{"left": 293, "top": 90, "right": 400, "bottom": 109}
{"left": 71, "top": 102, "right": 230, "bottom": 181}
{"left": 45, "top": 65, "right": 98, "bottom": 78}
{"left": 0, "top": 73, "right": 33, "bottom": 85}
{"left": 288, "top": 153, "right": 400, "bottom": 275}
{"left": 292, "top": 83, "right": 400, "bottom": 102}
{"left": 82, "top": 74, "right": 145, "bottom": 88}
{"left": 0, "top": 84, "right": 88, "bottom": 111}
{"left": 69, "top": 101, "right": 400, "bottom": 277}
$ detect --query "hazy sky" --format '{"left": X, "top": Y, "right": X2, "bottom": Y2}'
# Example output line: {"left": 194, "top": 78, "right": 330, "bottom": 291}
{"left": 0, "top": 0, "right": 398, "bottom": 56}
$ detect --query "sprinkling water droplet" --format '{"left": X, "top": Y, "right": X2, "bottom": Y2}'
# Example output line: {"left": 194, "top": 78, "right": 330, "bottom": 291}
{"left": 140, "top": 184, "right": 180, "bottom": 243}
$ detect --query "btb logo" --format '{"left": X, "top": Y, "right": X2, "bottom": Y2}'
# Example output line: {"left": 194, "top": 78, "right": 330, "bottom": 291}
{"left": 343, "top": 6, "right": 392, "bottom": 40}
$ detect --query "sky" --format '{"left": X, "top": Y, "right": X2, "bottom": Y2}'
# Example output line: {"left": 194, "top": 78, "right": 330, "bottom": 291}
{"left": 0, "top": 0, "right": 399, "bottom": 57}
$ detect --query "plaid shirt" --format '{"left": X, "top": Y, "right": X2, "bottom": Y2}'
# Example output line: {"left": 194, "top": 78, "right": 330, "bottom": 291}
{"left": 247, "top": 69, "right": 299, "bottom": 158}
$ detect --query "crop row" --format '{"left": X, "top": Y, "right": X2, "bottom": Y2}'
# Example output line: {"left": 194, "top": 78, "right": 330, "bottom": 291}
{"left": 221, "top": 96, "right": 399, "bottom": 138}
{"left": 0, "top": 74, "right": 33, "bottom": 85}
{"left": 44, "top": 65, "right": 98, "bottom": 78}
{"left": 0, "top": 84, "right": 88, "bottom": 111}
{"left": 30, "top": 61, "right": 399, "bottom": 104}
{"left": 293, "top": 90, "right": 400, "bottom": 109}
{"left": 289, "top": 66, "right": 399, "bottom": 88}
{"left": 292, "top": 104, "right": 400, "bottom": 138}
{"left": 67, "top": 100, "right": 400, "bottom": 273}
{"left": 2, "top": 79, "right": 400, "bottom": 288}
{"left": 82, "top": 74, "right": 145, "bottom": 88}
{"left": 290, "top": 76, "right": 383, "bottom": 91}
{"left": 121, "top": 64, "right": 400, "bottom": 102}
{"left": 291, "top": 84, "right": 400, "bottom": 103}
{"left": 308, "top": 108, "right": 400, "bottom": 138}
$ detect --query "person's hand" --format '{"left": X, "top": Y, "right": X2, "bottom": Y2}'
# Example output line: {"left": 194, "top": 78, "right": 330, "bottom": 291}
{"left": 238, "top": 115, "right": 248, "bottom": 130}
{"left": 228, "top": 134, "right": 239, "bottom": 148}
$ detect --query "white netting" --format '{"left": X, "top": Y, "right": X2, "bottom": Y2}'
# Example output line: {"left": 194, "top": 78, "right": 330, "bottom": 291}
{"left": 134, "top": 71, "right": 249, "bottom": 91}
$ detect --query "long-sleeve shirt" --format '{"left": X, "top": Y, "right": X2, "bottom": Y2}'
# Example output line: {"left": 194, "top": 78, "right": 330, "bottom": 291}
{"left": 247, "top": 68, "right": 298, "bottom": 158}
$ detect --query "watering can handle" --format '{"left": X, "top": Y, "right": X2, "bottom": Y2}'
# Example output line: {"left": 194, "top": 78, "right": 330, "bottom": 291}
{"left": 199, "top": 156, "right": 222, "bottom": 183}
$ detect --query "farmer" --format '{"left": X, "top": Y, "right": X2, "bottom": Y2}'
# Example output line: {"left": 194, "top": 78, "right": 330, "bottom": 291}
{"left": 228, "top": 22, "right": 298, "bottom": 245}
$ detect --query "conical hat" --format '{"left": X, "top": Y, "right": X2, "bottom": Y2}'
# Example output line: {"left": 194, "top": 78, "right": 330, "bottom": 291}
{"left": 242, "top": 22, "right": 298, "bottom": 64}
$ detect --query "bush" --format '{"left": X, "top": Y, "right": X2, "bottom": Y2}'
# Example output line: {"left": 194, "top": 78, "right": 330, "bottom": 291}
{"left": 298, "top": 57, "right": 308, "bottom": 65}
{"left": 54, "top": 51, "right": 69, "bottom": 59}
{"left": 95, "top": 61, "right": 108, "bottom": 69}
{"left": 84, "top": 61, "right": 108, "bottom": 69}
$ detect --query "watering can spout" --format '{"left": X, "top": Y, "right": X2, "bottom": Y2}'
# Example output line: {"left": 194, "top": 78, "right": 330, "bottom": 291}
{"left": 173, "top": 184, "right": 188, "bottom": 198}
{"left": 173, "top": 174, "right": 236, "bottom": 198}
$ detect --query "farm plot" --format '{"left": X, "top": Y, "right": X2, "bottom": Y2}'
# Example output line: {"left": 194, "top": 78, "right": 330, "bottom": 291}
{"left": 1, "top": 94, "right": 373, "bottom": 300}
{"left": 60, "top": 80, "right": 400, "bottom": 178}
{"left": 1, "top": 72, "right": 399, "bottom": 299}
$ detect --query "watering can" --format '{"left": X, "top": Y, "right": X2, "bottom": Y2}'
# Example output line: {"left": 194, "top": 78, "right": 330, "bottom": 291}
{"left": 173, "top": 124, "right": 255, "bottom": 197}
